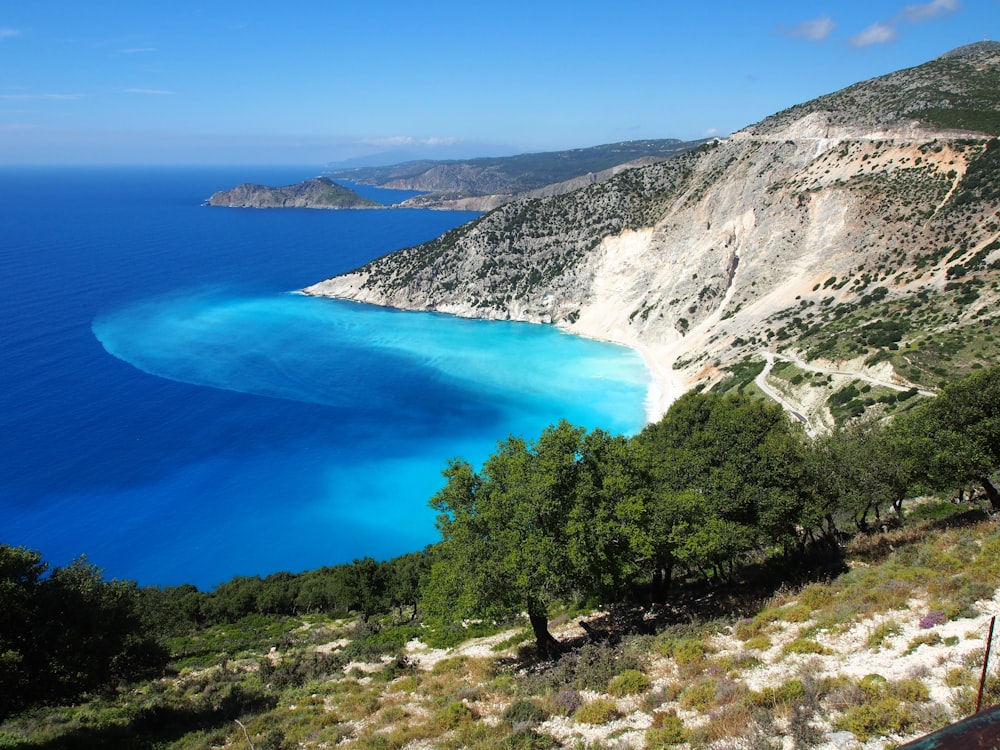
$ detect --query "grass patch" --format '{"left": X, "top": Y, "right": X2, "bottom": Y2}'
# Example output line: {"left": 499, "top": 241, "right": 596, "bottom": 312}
{"left": 866, "top": 619, "right": 903, "bottom": 650}
{"left": 782, "top": 638, "right": 830, "bottom": 656}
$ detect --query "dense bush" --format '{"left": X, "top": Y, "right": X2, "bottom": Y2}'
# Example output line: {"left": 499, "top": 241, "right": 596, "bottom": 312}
{"left": 0, "top": 549, "right": 167, "bottom": 719}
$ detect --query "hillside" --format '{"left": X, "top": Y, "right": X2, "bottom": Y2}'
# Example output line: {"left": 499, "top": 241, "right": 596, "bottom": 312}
{"left": 5, "top": 511, "right": 999, "bottom": 748}
{"left": 205, "top": 177, "right": 381, "bottom": 209}
{"left": 304, "top": 43, "right": 1000, "bottom": 430}
{"left": 325, "top": 139, "right": 705, "bottom": 210}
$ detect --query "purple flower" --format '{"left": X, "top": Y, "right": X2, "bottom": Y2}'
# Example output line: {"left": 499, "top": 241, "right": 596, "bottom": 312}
{"left": 919, "top": 610, "right": 946, "bottom": 629}
{"left": 553, "top": 689, "right": 581, "bottom": 714}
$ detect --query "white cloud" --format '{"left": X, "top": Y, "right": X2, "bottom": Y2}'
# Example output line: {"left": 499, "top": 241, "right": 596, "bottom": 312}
{"left": 783, "top": 16, "right": 836, "bottom": 41}
{"left": 123, "top": 88, "right": 175, "bottom": 95}
{"left": 850, "top": 22, "right": 898, "bottom": 46}
{"left": 899, "top": 0, "right": 960, "bottom": 23}
{"left": 703, "top": 127, "right": 720, "bottom": 137}
{"left": 0, "top": 27, "right": 21, "bottom": 39}
{"left": 121, "top": 47, "right": 156, "bottom": 54}
{"left": 845, "top": 0, "right": 958, "bottom": 49}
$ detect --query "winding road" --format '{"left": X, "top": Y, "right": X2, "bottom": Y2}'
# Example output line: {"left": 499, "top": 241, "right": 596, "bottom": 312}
{"left": 754, "top": 350, "right": 937, "bottom": 436}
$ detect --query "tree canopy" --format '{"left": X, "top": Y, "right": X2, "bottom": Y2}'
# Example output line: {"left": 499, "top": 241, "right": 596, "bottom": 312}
{"left": 895, "top": 366, "right": 1000, "bottom": 508}
{"left": 0, "top": 550, "right": 166, "bottom": 720}
{"left": 421, "top": 369, "right": 1000, "bottom": 656}
{"left": 424, "top": 421, "right": 594, "bottom": 657}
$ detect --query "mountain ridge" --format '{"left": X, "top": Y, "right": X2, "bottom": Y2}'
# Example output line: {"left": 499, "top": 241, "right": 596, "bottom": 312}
{"left": 326, "top": 139, "right": 706, "bottom": 210}
{"left": 304, "top": 43, "right": 1000, "bottom": 430}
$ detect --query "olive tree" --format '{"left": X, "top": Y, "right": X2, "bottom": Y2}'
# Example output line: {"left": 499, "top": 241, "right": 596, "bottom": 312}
{"left": 895, "top": 366, "right": 1000, "bottom": 509}
{"left": 423, "top": 421, "right": 597, "bottom": 658}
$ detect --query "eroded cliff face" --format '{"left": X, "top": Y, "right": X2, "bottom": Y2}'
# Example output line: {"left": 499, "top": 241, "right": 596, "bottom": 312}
{"left": 304, "top": 46, "right": 1000, "bottom": 414}
{"left": 306, "top": 124, "right": 997, "bottom": 382}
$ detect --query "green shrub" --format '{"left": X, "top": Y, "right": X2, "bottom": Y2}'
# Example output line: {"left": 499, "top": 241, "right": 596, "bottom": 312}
{"left": 503, "top": 728, "right": 557, "bottom": 749}
{"left": 520, "top": 640, "right": 640, "bottom": 694}
{"left": 797, "top": 583, "right": 835, "bottom": 610}
{"left": 906, "top": 501, "right": 964, "bottom": 521}
{"left": 376, "top": 654, "right": 414, "bottom": 682}
{"left": 782, "top": 638, "right": 829, "bottom": 656}
{"left": 573, "top": 698, "right": 618, "bottom": 725}
{"left": 733, "top": 617, "right": 767, "bottom": 641}
{"left": 858, "top": 673, "right": 889, "bottom": 698}
{"left": 431, "top": 700, "right": 477, "bottom": 732}
{"left": 743, "top": 635, "right": 772, "bottom": 651}
{"left": 645, "top": 711, "right": 687, "bottom": 747}
{"left": 714, "top": 650, "right": 762, "bottom": 675}
{"left": 492, "top": 629, "right": 534, "bottom": 652}
{"left": 748, "top": 678, "right": 806, "bottom": 712}
{"left": 608, "top": 669, "right": 652, "bottom": 696}
{"left": 422, "top": 621, "right": 504, "bottom": 649}
{"left": 678, "top": 678, "right": 718, "bottom": 712}
{"left": 502, "top": 699, "right": 549, "bottom": 727}
{"left": 944, "top": 667, "right": 971, "bottom": 688}
{"left": 905, "top": 632, "right": 942, "bottom": 655}
{"left": 866, "top": 620, "right": 903, "bottom": 650}
{"left": 834, "top": 696, "right": 914, "bottom": 741}
{"left": 893, "top": 677, "right": 930, "bottom": 703}
{"left": 341, "top": 624, "right": 422, "bottom": 660}
{"left": 951, "top": 674, "right": 1000, "bottom": 716}
{"left": 780, "top": 604, "right": 813, "bottom": 623}
{"left": 661, "top": 636, "right": 707, "bottom": 666}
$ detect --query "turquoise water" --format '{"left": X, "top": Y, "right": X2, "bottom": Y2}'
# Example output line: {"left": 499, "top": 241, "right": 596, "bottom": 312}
{"left": 1, "top": 167, "right": 650, "bottom": 589}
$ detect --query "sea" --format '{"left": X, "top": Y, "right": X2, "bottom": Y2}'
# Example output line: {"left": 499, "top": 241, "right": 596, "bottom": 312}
{"left": 0, "top": 166, "right": 651, "bottom": 590}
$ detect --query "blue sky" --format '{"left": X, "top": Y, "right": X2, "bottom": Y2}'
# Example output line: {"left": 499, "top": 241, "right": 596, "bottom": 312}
{"left": 1, "top": 0, "right": 996, "bottom": 165}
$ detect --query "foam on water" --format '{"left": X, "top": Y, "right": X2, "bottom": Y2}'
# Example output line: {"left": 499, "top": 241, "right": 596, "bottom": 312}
{"left": 84, "top": 287, "right": 650, "bottom": 587}
{"left": 93, "top": 289, "right": 650, "bottom": 430}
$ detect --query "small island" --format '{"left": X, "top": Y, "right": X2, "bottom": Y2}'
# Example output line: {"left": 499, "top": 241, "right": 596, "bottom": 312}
{"left": 205, "top": 176, "right": 382, "bottom": 209}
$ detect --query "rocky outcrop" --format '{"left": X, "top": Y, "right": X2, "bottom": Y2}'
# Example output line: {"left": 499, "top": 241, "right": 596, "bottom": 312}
{"left": 206, "top": 177, "right": 381, "bottom": 209}
{"left": 304, "top": 44, "right": 1000, "bottom": 418}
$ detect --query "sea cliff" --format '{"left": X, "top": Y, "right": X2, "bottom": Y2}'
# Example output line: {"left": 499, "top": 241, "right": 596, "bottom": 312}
{"left": 304, "top": 43, "right": 1000, "bottom": 427}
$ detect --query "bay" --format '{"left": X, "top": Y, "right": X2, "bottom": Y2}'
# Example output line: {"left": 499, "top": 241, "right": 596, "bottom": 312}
{"left": 0, "top": 167, "right": 650, "bottom": 589}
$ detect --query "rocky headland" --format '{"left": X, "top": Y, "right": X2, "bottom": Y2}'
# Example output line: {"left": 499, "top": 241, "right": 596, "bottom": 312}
{"left": 205, "top": 176, "right": 381, "bottom": 209}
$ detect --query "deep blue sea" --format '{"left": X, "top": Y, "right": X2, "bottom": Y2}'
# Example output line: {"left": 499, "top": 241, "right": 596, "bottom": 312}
{"left": 0, "top": 167, "right": 650, "bottom": 590}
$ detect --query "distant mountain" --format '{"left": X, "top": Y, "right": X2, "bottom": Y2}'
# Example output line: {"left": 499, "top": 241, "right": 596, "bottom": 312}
{"left": 325, "top": 139, "right": 706, "bottom": 209}
{"left": 205, "top": 177, "right": 381, "bottom": 209}
{"left": 325, "top": 142, "right": 521, "bottom": 169}
{"left": 305, "top": 42, "right": 1000, "bottom": 431}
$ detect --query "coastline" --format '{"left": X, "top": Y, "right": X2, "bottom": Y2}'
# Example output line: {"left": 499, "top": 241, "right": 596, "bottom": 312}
{"left": 559, "top": 319, "right": 684, "bottom": 425}
{"left": 632, "top": 342, "right": 686, "bottom": 423}
{"left": 301, "top": 279, "right": 686, "bottom": 429}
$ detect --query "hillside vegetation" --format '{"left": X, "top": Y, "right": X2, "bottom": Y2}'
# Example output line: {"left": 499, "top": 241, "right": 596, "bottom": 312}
{"left": 2, "top": 367, "right": 1000, "bottom": 748}
{"left": 5, "top": 515, "right": 1000, "bottom": 750}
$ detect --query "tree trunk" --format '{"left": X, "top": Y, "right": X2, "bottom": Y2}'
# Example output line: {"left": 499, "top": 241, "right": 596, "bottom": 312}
{"left": 980, "top": 477, "right": 1000, "bottom": 511}
{"left": 528, "top": 612, "right": 562, "bottom": 660}
{"left": 649, "top": 555, "right": 673, "bottom": 605}
{"left": 824, "top": 514, "right": 839, "bottom": 541}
